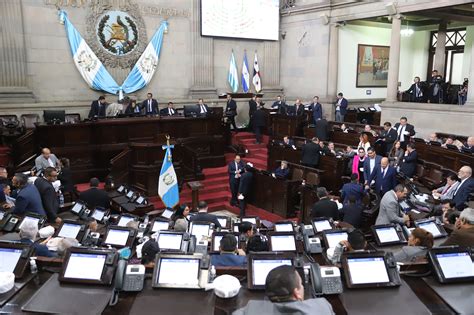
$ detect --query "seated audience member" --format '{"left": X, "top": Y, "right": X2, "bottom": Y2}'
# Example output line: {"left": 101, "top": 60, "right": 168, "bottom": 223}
{"left": 326, "top": 142, "right": 338, "bottom": 156}
{"left": 280, "top": 136, "right": 294, "bottom": 147}
{"left": 351, "top": 147, "right": 366, "bottom": 184}
{"left": 462, "top": 136, "right": 474, "bottom": 153}
{"left": 310, "top": 187, "right": 340, "bottom": 221}
{"left": 340, "top": 173, "right": 365, "bottom": 205}
{"left": 441, "top": 136, "right": 456, "bottom": 149}
{"left": 330, "top": 229, "right": 367, "bottom": 264}
{"left": 238, "top": 221, "right": 254, "bottom": 242}
{"left": 0, "top": 167, "right": 10, "bottom": 186}
{"left": 88, "top": 95, "right": 107, "bottom": 118}
{"left": 441, "top": 208, "right": 474, "bottom": 247}
{"left": 367, "top": 157, "right": 398, "bottom": 197}
{"left": 394, "top": 228, "right": 433, "bottom": 262}
{"left": 141, "top": 240, "right": 160, "bottom": 267}
{"left": 174, "top": 219, "right": 188, "bottom": 232}
{"left": 399, "top": 143, "right": 417, "bottom": 178}
{"left": 78, "top": 177, "right": 110, "bottom": 209}
{"left": 436, "top": 199, "right": 457, "bottom": 224}
{"left": 453, "top": 166, "right": 474, "bottom": 211}
{"left": 246, "top": 234, "right": 269, "bottom": 253}
{"left": 0, "top": 184, "right": 15, "bottom": 208}
{"left": 56, "top": 238, "right": 79, "bottom": 257}
{"left": 160, "top": 101, "right": 178, "bottom": 116}
{"left": 375, "top": 184, "right": 410, "bottom": 226}
{"left": 34, "top": 167, "right": 61, "bottom": 223}
{"left": 341, "top": 196, "right": 363, "bottom": 228}
{"left": 362, "top": 147, "right": 382, "bottom": 185}
{"left": 11, "top": 173, "right": 46, "bottom": 216}
{"left": 357, "top": 133, "right": 371, "bottom": 153}
{"left": 233, "top": 265, "right": 334, "bottom": 315}
{"left": 170, "top": 204, "right": 190, "bottom": 228}
{"left": 364, "top": 124, "right": 377, "bottom": 137}
{"left": 19, "top": 219, "right": 56, "bottom": 257}
{"left": 301, "top": 137, "right": 322, "bottom": 168}
{"left": 388, "top": 140, "right": 404, "bottom": 167}
{"left": 35, "top": 147, "right": 59, "bottom": 173}
{"left": 58, "top": 158, "right": 74, "bottom": 193}
{"left": 432, "top": 174, "right": 459, "bottom": 201}
{"left": 210, "top": 233, "right": 246, "bottom": 267}
{"left": 340, "top": 123, "right": 350, "bottom": 133}
{"left": 428, "top": 133, "right": 442, "bottom": 144}
{"left": 189, "top": 201, "right": 221, "bottom": 228}
{"left": 273, "top": 161, "right": 290, "bottom": 179}
{"left": 343, "top": 146, "right": 356, "bottom": 173}
{"left": 124, "top": 99, "right": 141, "bottom": 115}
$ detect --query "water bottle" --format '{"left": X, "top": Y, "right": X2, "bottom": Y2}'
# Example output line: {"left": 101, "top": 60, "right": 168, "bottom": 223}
{"left": 143, "top": 214, "right": 149, "bottom": 226}
{"left": 209, "top": 265, "right": 216, "bottom": 283}
{"left": 59, "top": 190, "right": 65, "bottom": 207}
{"left": 30, "top": 258, "right": 38, "bottom": 274}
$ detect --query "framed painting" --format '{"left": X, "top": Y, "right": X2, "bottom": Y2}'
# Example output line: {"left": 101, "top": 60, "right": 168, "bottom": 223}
{"left": 356, "top": 44, "right": 390, "bottom": 87}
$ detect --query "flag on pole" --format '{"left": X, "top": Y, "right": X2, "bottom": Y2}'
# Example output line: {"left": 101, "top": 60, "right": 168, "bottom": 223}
{"left": 241, "top": 51, "right": 250, "bottom": 93}
{"left": 158, "top": 137, "right": 179, "bottom": 208}
{"left": 252, "top": 52, "right": 262, "bottom": 93}
{"left": 228, "top": 51, "right": 239, "bottom": 93}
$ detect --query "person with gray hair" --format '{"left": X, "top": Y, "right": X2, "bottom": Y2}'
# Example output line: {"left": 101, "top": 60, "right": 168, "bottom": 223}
{"left": 441, "top": 208, "right": 474, "bottom": 247}
{"left": 376, "top": 184, "right": 410, "bottom": 226}
{"left": 57, "top": 238, "right": 79, "bottom": 256}
{"left": 19, "top": 220, "right": 56, "bottom": 257}
{"left": 452, "top": 166, "right": 474, "bottom": 211}
{"left": 310, "top": 187, "right": 340, "bottom": 221}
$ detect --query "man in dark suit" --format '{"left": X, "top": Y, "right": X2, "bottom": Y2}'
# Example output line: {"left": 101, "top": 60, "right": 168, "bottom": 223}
{"left": 428, "top": 70, "right": 445, "bottom": 104}
{"left": 314, "top": 116, "right": 329, "bottom": 141}
{"left": 189, "top": 201, "right": 221, "bottom": 228}
{"left": 381, "top": 122, "right": 398, "bottom": 154}
{"left": 363, "top": 147, "right": 382, "bottom": 185}
{"left": 405, "top": 76, "right": 426, "bottom": 102}
{"left": 88, "top": 95, "right": 107, "bottom": 118}
{"left": 341, "top": 173, "right": 366, "bottom": 204}
{"left": 228, "top": 155, "right": 245, "bottom": 207}
{"left": 289, "top": 99, "right": 305, "bottom": 116}
{"left": 253, "top": 106, "right": 266, "bottom": 144}
{"left": 273, "top": 161, "right": 290, "bottom": 179}
{"left": 334, "top": 92, "right": 348, "bottom": 122}
{"left": 399, "top": 143, "right": 418, "bottom": 178}
{"left": 238, "top": 164, "right": 253, "bottom": 217}
{"left": 462, "top": 137, "right": 474, "bottom": 154}
{"left": 225, "top": 95, "right": 238, "bottom": 131}
{"left": 141, "top": 92, "right": 159, "bottom": 115}
{"left": 310, "top": 187, "right": 340, "bottom": 221}
{"left": 159, "top": 102, "right": 178, "bottom": 116}
{"left": 271, "top": 95, "right": 286, "bottom": 114}
{"left": 441, "top": 208, "right": 474, "bottom": 247}
{"left": 34, "top": 167, "right": 61, "bottom": 223}
{"left": 452, "top": 166, "right": 474, "bottom": 211}
{"left": 280, "top": 136, "right": 294, "bottom": 148}
{"left": 393, "top": 117, "right": 416, "bottom": 149}
{"left": 341, "top": 196, "right": 364, "bottom": 228}
{"left": 310, "top": 96, "right": 322, "bottom": 123}
{"left": 248, "top": 95, "right": 257, "bottom": 129}
{"left": 197, "top": 98, "right": 211, "bottom": 117}
{"left": 11, "top": 173, "right": 46, "bottom": 216}
{"left": 78, "top": 177, "right": 110, "bottom": 209}
{"left": 367, "top": 157, "right": 398, "bottom": 197}
{"left": 301, "top": 137, "right": 322, "bottom": 168}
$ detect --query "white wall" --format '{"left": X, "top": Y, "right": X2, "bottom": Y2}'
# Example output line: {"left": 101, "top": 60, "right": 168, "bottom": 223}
{"left": 462, "top": 26, "right": 474, "bottom": 80}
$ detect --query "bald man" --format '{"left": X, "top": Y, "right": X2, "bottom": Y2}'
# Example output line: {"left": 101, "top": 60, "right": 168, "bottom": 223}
{"left": 34, "top": 148, "right": 59, "bottom": 173}
{"left": 452, "top": 166, "right": 474, "bottom": 211}
{"left": 367, "top": 157, "right": 398, "bottom": 197}
{"left": 462, "top": 136, "right": 474, "bottom": 153}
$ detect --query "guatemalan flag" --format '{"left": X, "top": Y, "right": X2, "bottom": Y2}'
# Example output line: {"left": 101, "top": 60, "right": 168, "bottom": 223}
{"left": 252, "top": 52, "right": 262, "bottom": 93}
{"left": 228, "top": 51, "right": 239, "bottom": 93}
{"left": 58, "top": 10, "right": 119, "bottom": 95}
{"left": 158, "top": 143, "right": 179, "bottom": 208}
{"left": 241, "top": 51, "right": 250, "bottom": 93}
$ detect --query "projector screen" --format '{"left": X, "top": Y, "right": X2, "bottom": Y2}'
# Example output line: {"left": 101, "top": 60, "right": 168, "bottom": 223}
{"left": 201, "top": 0, "right": 280, "bottom": 41}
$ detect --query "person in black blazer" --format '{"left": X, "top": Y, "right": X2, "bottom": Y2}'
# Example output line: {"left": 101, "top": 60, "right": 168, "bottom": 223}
{"left": 225, "top": 95, "right": 238, "bottom": 131}
{"left": 341, "top": 173, "right": 366, "bottom": 204}
{"left": 253, "top": 106, "right": 266, "bottom": 144}
{"left": 34, "top": 167, "right": 60, "bottom": 223}
{"left": 310, "top": 187, "right": 340, "bottom": 220}
{"left": 248, "top": 96, "right": 257, "bottom": 123}
{"left": 452, "top": 166, "right": 474, "bottom": 211}
{"left": 381, "top": 122, "right": 398, "bottom": 155}
{"left": 228, "top": 155, "right": 245, "bottom": 207}
{"left": 393, "top": 117, "right": 416, "bottom": 149}
{"left": 160, "top": 102, "right": 178, "bottom": 116}
{"left": 124, "top": 99, "right": 142, "bottom": 115}
{"left": 314, "top": 117, "right": 329, "bottom": 141}
{"left": 289, "top": 99, "right": 305, "bottom": 116}
{"left": 271, "top": 95, "right": 286, "bottom": 113}
{"left": 273, "top": 161, "right": 290, "bottom": 179}
{"left": 341, "top": 196, "right": 363, "bottom": 228}
{"left": 196, "top": 98, "right": 211, "bottom": 117}
{"left": 334, "top": 92, "right": 348, "bottom": 122}
{"left": 78, "top": 177, "right": 110, "bottom": 209}
{"left": 141, "top": 93, "right": 159, "bottom": 115}
{"left": 367, "top": 158, "right": 398, "bottom": 197}
{"left": 58, "top": 158, "right": 74, "bottom": 193}
{"left": 399, "top": 143, "right": 418, "bottom": 178}
{"left": 238, "top": 165, "right": 253, "bottom": 217}
{"left": 189, "top": 201, "right": 221, "bottom": 228}
{"left": 301, "top": 137, "right": 322, "bottom": 168}
{"left": 310, "top": 96, "right": 323, "bottom": 123}
{"left": 280, "top": 136, "right": 294, "bottom": 147}
{"left": 88, "top": 96, "right": 107, "bottom": 118}
{"left": 405, "top": 77, "right": 426, "bottom": 102}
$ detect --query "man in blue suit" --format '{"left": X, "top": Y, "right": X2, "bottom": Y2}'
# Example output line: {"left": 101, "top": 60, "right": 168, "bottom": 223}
{"left": 363, "top": 147, "right": 382, "bottom": 185}
{"left": 273, "top": 161, "right": 290, "bottom": 179}
{"left": 11, "top": 173, "right": 45, "bottom": 216}
{"left": 367, "top": 157, "right": 398, "bottom": 197}
{"left": 210, "top": 233, "right": 246, "bottom": 267}
{"left": 452, "top": 166, "right": 474, "bottom": 211}
{"left": 228, "top": 155, "right": 245, "bottom": 207}
{"left": 334, "top": 92, "right": 348, "bottom": 122}
{"left": 399, "top": 143, "right": 418, "bottom": 178}
{"left": 310, "top": 96, "right": 323, "bottom": 123}
{"left": 341, "top": 173, "right": 366, "bottom": 204}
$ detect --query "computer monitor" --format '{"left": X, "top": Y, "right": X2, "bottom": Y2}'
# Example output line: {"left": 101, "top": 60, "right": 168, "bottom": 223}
{"left": 0, "top": 209, "right": 5, "bottom": 221}
{"left": 211, "top": 232, "right": 239, "bottom": 253}
{"left": 414, "top": 219, "right": 447, "bottom": 238}
{"left": 428, "top": 247, "right": 474, "bottom": 283}
{"left": 371, "top": 224, "right": 407, "bottom": 246}
{"left": 322, "top": 230, "right": 348, "bottom": 249}
{"left": 43, "top": 110, "right": 66, "bottom": 124}
{"left": 18, "top": 213, "right": 45, "bottom": 231}
{"left": 0, "top": 241, "right": 33, "bottom": 278}
{"left": 116, "top": 185, "right": 125, "bottom": 193}
{"left": 117, "top": 215, "right": 136, "bottom": 227}
{"left": 216, "top": 216, "right": 231, "bottom": 230}
{"left": 274, "top": 222, "right": 294, "bottom": 232}
{"left": 71, "top": 201, "right": 85, "bottom": 215}
{"left": 135, "top": 196, "right": 145, "bottom": 205}
{"left": 104, "top": 226, "right": 136, "bottom": 248}
{"left": 90, "top": 207, "right": 107, "bottom": 222}
{"left": 269, "top": 233, "right": 297, "bottom": 252}
{"left": 151, "top": 219, "right": 170, "bottom": 233}
{"left": 183, "top": 105, "right": 200, "bottom": 118}
{"left": 56, "top": 220, "right": 85, "bottom": 241}
{"left": 247, "top": 253, "right": 295, "bottom": 289}
{"left": 157, "top": 231, "right": 184, "bottom": 251}
{"left": 152, "top": 254, "right": 202, "bottom": 289}
{"left": 189, "top": 222, "right": 212, "bottom": 240}
{"left": 241, "top": 216, "right": 260, "bottom": 227}
{"left": 161, "top": 208, "right": 174, "bottom": 220}
{"left": 59, "top": 247, "right": 117, "bottom": 285}
{"left": 312, "top": 218, "right": 333, "bottom": 232}
{"left": 126, "top": 190, "right": 134, "bottom": 199}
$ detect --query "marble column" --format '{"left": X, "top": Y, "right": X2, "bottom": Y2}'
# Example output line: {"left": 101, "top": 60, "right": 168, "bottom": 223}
{"left": 433, "top": 22, "right": 447, "bottom": 76}
{"left": 386, "top": 16, "right": 401, "bottom": 102}
{"left": 0, "top": 0, "right": 35, "bottom": 103}
{"left": 465, "top": 33, "right": 474, "bottom": 106}
{"left": 326, "top": 24, "right": 339, "bottom": 102}
{"left": 189, "top": 0, "right": 216, "bottom": 98}
{"left": 262, "top": 41, "right": 283, "bottom": 96}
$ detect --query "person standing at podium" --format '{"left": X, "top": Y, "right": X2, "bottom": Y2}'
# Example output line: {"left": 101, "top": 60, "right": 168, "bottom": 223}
{"left": 225, "top": 95, "right": 238, "bottom": 131}
{"left": 271, "top": 95, "right": 286, "bottom": 114}
{"left": 88, "top": 95, "right": 107, "bottom": 118}
{"left": 160, "top": 102, "right": 178, "bottom": 116}
{"left": 141, "top": 92, "right": 158, "bottom": 115}
{"left": 228, "top": 155, "right": 245, "bottom": 207}
{"left": 289, "top": 99, "right": 305, "bottom": 116}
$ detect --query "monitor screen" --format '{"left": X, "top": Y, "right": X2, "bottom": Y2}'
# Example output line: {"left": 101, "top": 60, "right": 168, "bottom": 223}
{"left": 233, "top": 225, "right": 240, "bottom": 233}
{"left": 190, "top": 223, "right": 211, "bottom": 240}
{"left": 313, "top": 219, "right": 332, "bottom": 232}
{"left": 0, "top": 247, "right": 22, "bottom": 273}
{"left": 104, "top": 229, "right": 129, "bottom": 246}
{"left": 136, "top": 196, "right": 145, "bottom": 204}
{"left": 270, "top": 235, "right": 296, "bottom": 251}
{"left": 126, "top": 191, "right": 134, "bottom": 198}
{"left": 375, "top": 227, "right": 400, "bottom": 243}
{"left": 416, "top": 221, "right": 442, "bottom": 238}
{"left": 274, "top": 223, "right": 293, "bottom": 232}
{"left": 161, "top": 209, "right": 174, "bottom": 219}
{"left": 157, "top": 233, "right": 183, "bottom": 250}
{"left": 71, "top": 202, "right": 83, "bottom": 214}
{"left": 347, "top": 257, "right": 390, "bottom": 285}
{"left": 91, "top": 208, "right": 105, "bottom": 221}
{"left": 217, "top": 218, "right": 228, "bottom": 228}
{"left": 252, "top": 259, "right": 292, "bottom": 286}
{"left": 0, "top": 210, "right": 5, "bottom": 221}
{"left": 152, "top": 220, "right": 170, "bottom": 233}
{"left": 435, "top": 252, "right": 474, "bottom": 279}
{"left": 325, "top": 232, "right": 348, "bottom": 248}
{"left": 242, "top": 217, "right": 256, "bottom": 225}
{"left": 157, "top": 258, "right": 200, "bottom": 286}
{"left": 19, "top": 216, "right": 39, "bottom": 230}
{"left": 213, "top": 234, "right": 239, "bottom": 252}
{"left": 58, "top": 223, "right": 82, "bottom": 239}
{"left": 117, "top": 185, "right": 125, "bottom": 193}
{"left": 117, "top": 216, "right": 135, "bottom": 227}
{"left": 63, "top": 253, "right": 106, "bottom": 280}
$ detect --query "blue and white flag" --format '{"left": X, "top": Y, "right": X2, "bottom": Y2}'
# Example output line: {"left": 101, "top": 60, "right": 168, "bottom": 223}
{"left": 121, "top": 21, "right": 168, "bottom": 95}
{"left": 228, "top": 51, "right": 239, "bottom": 93}
{"left": 158, "top": 144, "right": 179, "bottom": 208}
{"left": 241, "top": 51, "right": 250, "bottom": 93}
{"left": 58, "top": 10, "right": 119, "bottom": 95}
